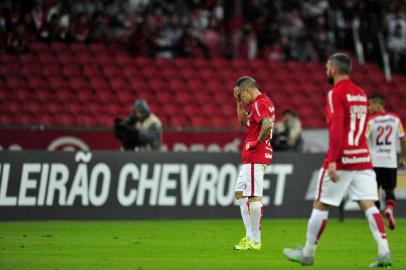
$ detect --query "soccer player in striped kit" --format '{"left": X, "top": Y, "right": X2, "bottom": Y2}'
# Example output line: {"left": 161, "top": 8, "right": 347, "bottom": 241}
{"left": 232, "top": 76, "right": 275, "bottom": 251}
{"left": 284, "top": 53, "right": 393, "bottom": 268}
{"left": 366, "top": 94, "right": 406, "bottom": 230}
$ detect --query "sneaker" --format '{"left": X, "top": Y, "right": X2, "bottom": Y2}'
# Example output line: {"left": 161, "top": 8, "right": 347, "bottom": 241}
{"left": 369, "top": 253, "right": 393, "bottom": 268}
{"left": 384, "top": 209, "right": 396, "bottom": 230}
{"left": 248, "top": 241, "right": 261, "bottom": 251}
{"left": 234, "top": 237, "right": 250, "bottom": 250}
{"left": 283, "top": 248, "right": 314, "bottom": 266}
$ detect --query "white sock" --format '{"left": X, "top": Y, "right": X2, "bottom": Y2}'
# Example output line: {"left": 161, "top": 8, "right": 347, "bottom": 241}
{"left": 237, "top": 198, "right": 252, "bottom": 239}
{"left": 303, "top": 208, "right": 329, "bottom": 257}
{"left": 365, "top": 206, "right": 390, "bottom": 256}
{"left": 249, "top": 201, "right": 262, "bottom": 244}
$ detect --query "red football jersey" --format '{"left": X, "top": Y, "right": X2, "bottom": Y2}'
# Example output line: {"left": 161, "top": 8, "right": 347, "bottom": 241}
{"left": 323, "top": 79, "right": 373, "bottom": 170}
{"left": 241, "top": 93, "right": 275, "bottom": 164}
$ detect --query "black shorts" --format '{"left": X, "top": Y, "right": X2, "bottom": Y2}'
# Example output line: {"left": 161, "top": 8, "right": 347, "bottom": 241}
{"left": 374, "top": 167, "right": 397, "bottom": 189}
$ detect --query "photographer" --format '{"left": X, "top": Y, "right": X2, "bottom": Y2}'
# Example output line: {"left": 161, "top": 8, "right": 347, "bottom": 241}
{"left": 272, "top": 109, "right": 303, "bottom": 151}
{"left": 113, "top": 99, "right": 162, "bottom": 151}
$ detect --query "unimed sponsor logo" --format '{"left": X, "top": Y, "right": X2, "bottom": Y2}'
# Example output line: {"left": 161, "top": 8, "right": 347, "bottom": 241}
{"left": 0, "top": 152, "right": 293, "bottom": 208}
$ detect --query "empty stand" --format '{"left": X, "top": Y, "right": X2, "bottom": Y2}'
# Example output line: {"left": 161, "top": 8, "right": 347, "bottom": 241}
{"left": 1, "top": 42, "right": 405, "bottom": 129}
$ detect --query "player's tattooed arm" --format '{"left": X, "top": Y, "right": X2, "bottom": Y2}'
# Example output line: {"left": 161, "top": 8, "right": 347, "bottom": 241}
{"left": 258, "top": 117, "right": 273, "bottom": 142}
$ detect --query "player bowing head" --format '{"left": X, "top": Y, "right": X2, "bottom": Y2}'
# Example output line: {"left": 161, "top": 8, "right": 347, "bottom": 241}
{"left": 234, "top": 76, "right": 259, "bottom": 105}
{"left": 233, "top": 75, "right": 275, "bottom": 252}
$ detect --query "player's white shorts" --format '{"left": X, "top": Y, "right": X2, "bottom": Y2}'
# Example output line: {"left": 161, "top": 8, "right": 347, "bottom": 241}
{"left": 315, "top": 168, "right": 378, "bottom": 206}
{"left": 235, "top": 163, "right": 267, "bottom": 197}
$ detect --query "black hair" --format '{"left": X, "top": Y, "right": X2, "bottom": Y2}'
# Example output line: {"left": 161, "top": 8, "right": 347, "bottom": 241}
{"left": 282, "top": 109, "right": 296, "bottom": 116}
{"left": 328, "top": 53, "right": 352, "bottom": 75}
{"left": 368, "top": 94, "right": 385, "bottom": 106}
{"left": 236, "top": 76, "right": 257, "bottom": 89}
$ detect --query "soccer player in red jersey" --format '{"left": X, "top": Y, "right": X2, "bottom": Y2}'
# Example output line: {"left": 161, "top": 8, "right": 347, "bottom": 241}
{"left": 284, "top": 53, "right": 393, "bottom": 268}
{"left": 232, "top": 76, "right": 275, "bottom": 251}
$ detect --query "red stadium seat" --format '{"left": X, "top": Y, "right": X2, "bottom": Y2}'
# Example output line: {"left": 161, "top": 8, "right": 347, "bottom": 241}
{"left": 184, "top": 104, "right": 201, "bottom": 115}
{"left": 50, "top": 42, "right": 68, "bottom": 52}
{"left": 16, "top": 114, "right": 35, "bottom": 125}
{"left": 102, "top": 66, "right": 122, "bottom": 77}
{"left": 69, "top": 77, "right": 89, "bottom": 91}
{"left": 37, "top": 114, "right": 53, "bottom": 126}
{"left": 59, "top": 114, "right": 77, "bottom": 126}
{"left": 134, "top": 57, "right": 153, "bottom": 67}
{"left": 55, "top": 91, "right": 77, "bottom": 103}
{"left": 115, "top": 53, "right": 133, "bottom": 66}
{"left": 191, "top": 58, "right": 210, "bottom": 70}
{"left": 1, "top": 64, "right": 20, "bottom": 76}
{"left": 48, "top": 76, "right": 70, "bottom": 90}
{"left": 149, "top": 78, "right": 166, "bottom": 92}
{"left": 31, "top": 42, "right": 48, "bottom": 52}
{"left": 38, "top": 52, "right": 56, "bottom": 65}
{"left": 168, "top": 79, "right": 184, "bottom": 91}
{"left": 66, "top": 102, "right": 87, "bottom": 115}
{"left": 187, "top": 79, "right": 204, "bottom": 90}
{"left": 123, "top": 66, "right": 138, "bottom": 79}
{"left": 77, "top": 115, "right": 94, "bottom": 126}
{"left": 179, "top": 68, "right": 201, "bottom": 80}
{"left": 25, "top": 102, "right": 42, "bottom": 115}
{"left": 69, "top": 43, "right": 87, "bottom": 54}
{"left": 13, "top": 89, "right": 31, "bottom": 103}
{"left": 0, "top": 54, "right": 18, "bottom": 64}
{"left": 28, "top": 77, "right": 48, "bottom": 89}
{"left": 0, "top": 114, "right": 12, "bottom": 125}
{"left": 19, "top": 54, "right": 38, "bottom": 65}
{"left": 35, "top": 89, "right": 54, "bottom": 102}
{"left": 95, "top": 53, "right": 114, "bottom": 64}
{"left": 57, "top": 52, "right": 76, "bottom": 64}
{"left": 76, "top": 90, "right": 95, "bottom": 103}
{"left": 211, "top": 117, "right": 228, "bottom": 128}
{"left": 116, "top": 91, "right": 136, "bottom": 104}
{"left": 211, "top": 58, "right": 229, "bottom": 70}
{"left": 170, "top": 115, "right": 189, "bottom": 127}
{"left": 90, "top": 77, "right": 110, "bottom": 92}
{"left": 83, "top": 65, "right": 101, "bottom": 78}
{"left": 174, "top": 58, "right": 192, "bottom": 68}
{"left": 63, "top": 64, "right": 82, "bottom": 77}
{"left": 95, "top": 115, "right": 114, "bottom": 126}
{"left": 6, "top": 76, "right": 26, "bottom": 89}
{"left": 77, "top": 52, "right": 94, "bottom": 65}
{"left": 88, "top": 43, "right": 108, "bottom": 54}
{"left": 110, "top": 78, "right": 128, "bottom": 91}
{"left": 42, "top": 64, "right": 62, "bottom": 77}
{"left": 21, "top": 64, "right": 42, "bottom": 76}
{"left": 98, "top": 91, "right": 116, "bottom": 104}
{"left": 128, "top": 77, "right": 148, "bottom": 91}
{"left": 154, "top": 91, "right": 173, "bottom": 105}
{"left": 142, "top": 66, "right": 160, "bottom": 79}
{"left": 191, "top": 116, "right": 210, "bottom": 127}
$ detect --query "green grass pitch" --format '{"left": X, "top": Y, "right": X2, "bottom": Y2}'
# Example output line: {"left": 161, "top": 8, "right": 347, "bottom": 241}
{"left": 0, "top": 219, "right": 405, "bottom": 270}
